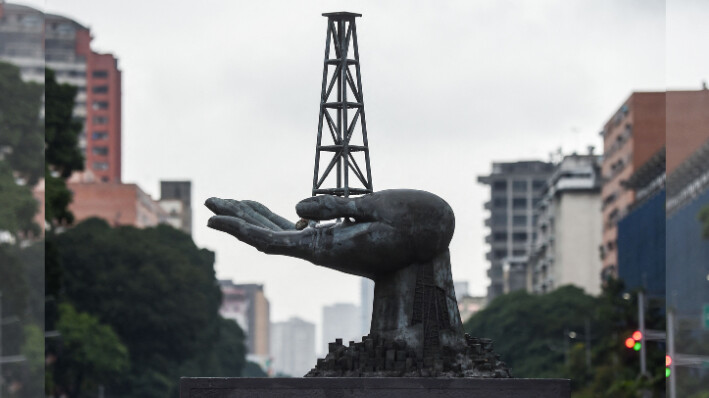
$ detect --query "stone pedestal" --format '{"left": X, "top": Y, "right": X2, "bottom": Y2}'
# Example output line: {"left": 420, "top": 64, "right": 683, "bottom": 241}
{"left": 181, "top": 377, "right": 570, "bottom": 398}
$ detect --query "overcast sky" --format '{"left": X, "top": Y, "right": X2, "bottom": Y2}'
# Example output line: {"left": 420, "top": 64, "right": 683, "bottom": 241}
{"left": 24, "top": 0, "right": 707, "bottom": 346}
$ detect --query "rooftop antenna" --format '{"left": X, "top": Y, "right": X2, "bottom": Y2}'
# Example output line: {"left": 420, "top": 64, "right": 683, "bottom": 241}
{"left": 312, "top": 12, "right": 373, "bottom": 198}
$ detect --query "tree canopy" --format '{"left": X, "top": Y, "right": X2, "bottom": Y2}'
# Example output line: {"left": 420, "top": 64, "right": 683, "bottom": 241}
{"left": 464, "top": 282, "right": 666, "bottom": 397}
{"left": 0, "top": 61, "right": 45, "bottom": 398}
{"left": 50, "top": 218, "right": 248, "bottom": 397}
{"left": 0, "top": 62, "right": 44, "bottom": 185}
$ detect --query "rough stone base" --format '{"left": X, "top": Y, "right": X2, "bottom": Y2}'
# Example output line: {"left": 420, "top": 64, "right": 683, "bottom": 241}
{"left": 181, "top": 377, "right": 570, "bottom": 398}
{"left": 306, "top": 333, "right": 511, "bottom": 378}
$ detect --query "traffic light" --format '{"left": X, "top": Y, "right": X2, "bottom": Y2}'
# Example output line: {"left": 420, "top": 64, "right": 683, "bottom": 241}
{"left": 624, "top": 330, "right": 642, "bottom": 351}
{"left": 665, "top": 355, "right": 672, "bottom": 377}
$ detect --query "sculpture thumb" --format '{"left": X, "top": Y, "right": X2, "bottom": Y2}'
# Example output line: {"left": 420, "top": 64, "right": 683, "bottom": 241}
{"left": 295, "top": 195, "right": 370, "bottom": 221}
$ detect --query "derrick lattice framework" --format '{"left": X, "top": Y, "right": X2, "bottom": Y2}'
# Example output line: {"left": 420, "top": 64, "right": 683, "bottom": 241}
{"left": 312, "top": 12, "right": 373, "bottom": 197}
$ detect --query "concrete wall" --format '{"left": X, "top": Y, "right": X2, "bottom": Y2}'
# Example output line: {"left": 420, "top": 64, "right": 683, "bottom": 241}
{"left": 555, "top": 191, "right": 603, "bottom": 295}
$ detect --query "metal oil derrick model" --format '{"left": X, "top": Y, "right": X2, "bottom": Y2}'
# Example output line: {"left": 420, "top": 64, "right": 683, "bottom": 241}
{"left": 312, "top": 12, "right": 373, "bottom": 197}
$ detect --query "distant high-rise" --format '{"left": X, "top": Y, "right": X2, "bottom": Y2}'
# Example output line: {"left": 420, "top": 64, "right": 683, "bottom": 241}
{"left": 321, "top": 303, "right": 360, "bottom": 356}
{"left": 270, "top": 317, "right": 316, "bottom": 377}
{"left": 218, "top": 281, "right": 270, "bottom": 359}
{"left": 0, "top": 2, "right": 122, "bottom": 183}
{"left": 159, "top": 181, "right": 192, "bottom": 235}
{"left": 599, "top": 92, "right": 665, "bottom": 280}
{"left": 457, "top": 295, "right": 486, "bottom": 324}
{"left": 453, "top": 281, "right": 469, "bottom": 301}
{"left": 529, "top": 153, "right": 603, "bottom": 295}
{"left": 478, "top": 161, "right": 555, "bottom": 301}
{"left": 359, "top": 278, "right": 374, "bottom": 337}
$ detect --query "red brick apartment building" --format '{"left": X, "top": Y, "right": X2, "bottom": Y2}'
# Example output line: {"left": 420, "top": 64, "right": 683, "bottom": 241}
{"left": 600, "top": 88, "right": 709, "bottom": 278}
{"left": 600, "top": 92, "right": 665, "bottom": 277}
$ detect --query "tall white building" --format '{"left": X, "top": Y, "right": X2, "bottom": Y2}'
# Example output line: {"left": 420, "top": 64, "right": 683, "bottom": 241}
{"left": 530, "top": 153, "right": 603, "bottom": 295}
{"left": 270, "top": 317, "right": 316, "bottom": 377}
{"left": 321, "top": 303, "right": 360, "bottom": 356}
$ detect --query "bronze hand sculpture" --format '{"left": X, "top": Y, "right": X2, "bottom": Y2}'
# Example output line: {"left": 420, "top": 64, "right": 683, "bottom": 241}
{"left": 206, "top": 189, "right": 510, "bottom": 377}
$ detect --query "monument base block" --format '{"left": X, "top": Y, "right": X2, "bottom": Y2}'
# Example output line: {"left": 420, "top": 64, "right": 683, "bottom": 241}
{"left": 181, "top": 377, "right": 570, "bottom": 398}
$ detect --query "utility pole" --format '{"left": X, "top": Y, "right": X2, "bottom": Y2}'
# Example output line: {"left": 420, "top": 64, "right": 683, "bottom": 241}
{"left": 563, "top": 327, "right": 569, "bottom": 366}
{"left": 638, "top": 291, "right": 647, "bottom": 376}
{"left": 668, "top": 309, "right": 676, "bottom": 398}
{"left": 1, "top": 290, "right": 3, "bottom": 398}
{"left": 584, "top": 318, "right": 591, "bottom": 369}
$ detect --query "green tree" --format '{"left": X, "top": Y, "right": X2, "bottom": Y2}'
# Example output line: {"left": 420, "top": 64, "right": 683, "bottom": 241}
{"left": 465, "top": 285, "right": 595, "bottom": 380}
{"left": 52, "top": 218, "right": 246, "bottom": 397}
{"left": 0, "top": 162, "right": 40, "bottom": 239}
{"left": 0, "top": 62, "right": 44, "bottom": 185}
{"left": 465, "top": 282, "right": 666, "bottom": 397}
{"left": 0, "top": 61, "right": 44, "bottom": 398}
{"left": 51, "top": 303, "right": 129, "bottom": 398}
{"left": 44, "top": 68, "right": 84, "bottom": 227}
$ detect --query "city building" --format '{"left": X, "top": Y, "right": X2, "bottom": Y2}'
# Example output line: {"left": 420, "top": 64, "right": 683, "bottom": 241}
{"left": 529, "top": 153, "right": 603, "bottom": 295}
{"left": 360, "top": 278, "right": 374, "bottom": 337}
{"left": 617, "top": 148, "right": 665, "bottom": 297}
{"left": 666, "top": 89, "right": 709, "bottom": 174}
{"left": 502, "top": 256, "right": 529, "bottom": 294}
{"left": 270, "top": 317, "right": 316, "bottom": 377}
{"left": 67, "top": 182, "right": 167, "bottom": 228}
{"left": 457, "top": 295, "right": 486, "bottom": 324}
{"left": 599, "top": 92, "right": 665, "bottom": 279}
{"left": 158, "top": 181, "right": 192, "bottom": 235}
{"left": 321, "top": 303, "right": 360, "bottom": 356}
{"left": 453, "top": 281, "right": 469, "bottom": 301}
{"left": 219, "top": 281, "right": 270, "bottom": 360}
{"left": 665, "top": 93, "right": 709, "bottom": 395}
{"left": 0, "top": 2, "right": 122, "bottom": 182}
{"left": 478, "top": 161, "right": 555, "bottom": 301}
{"left": 0, "top": 3, "right": 43, "bottom": 83}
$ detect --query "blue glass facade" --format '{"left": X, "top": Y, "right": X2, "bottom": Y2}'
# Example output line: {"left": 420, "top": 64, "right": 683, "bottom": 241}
{"left": 617, "top": 190, "right": 666, "bottom": 297}
{"left": 667, "top": 188, "right": 709, "bottom": 317}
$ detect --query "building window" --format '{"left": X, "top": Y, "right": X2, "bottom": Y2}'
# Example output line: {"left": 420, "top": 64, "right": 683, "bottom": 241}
{"left": 493, "top": 181, "right": 507, "bottom": 191}
{"left": 512, "top": 249, "right": 526, "bottom": 257}
{"left": 512, "top": 198, "right": 527, "bottom": 209}
{"left": 92, "top": 85, "right": 109, "bottom": 94}
{"left": 494, "top": 250, "right": 507, "bottom": 260}
{"left": 93, "top": 162, "right": 109, "bottom": 171}
{"left": 513, "top": 215, "right": 526, "bottom": 226}
{"left": 92, "top": 131, "right": 108, "bottom": 140}
{"left": 92, "top": 146, "right": 109, "bottom": 156}
{"left": 93, "top": 116, "right": 108, "bottom": 125}
{"left": 92, "top": 70, "right": 109, "bottom": 78}
{"left": 512, "top": 180, "right": 527, "bottom": 192}
{"left": 492, "top": 214, "right": 507, "bottom": 225}
{"left": 493, "top": 198, "right": 507, "bottom": 208}
{"left": 493, "top": 232, "right": 507, "bottom": 242}
{"left": 512, "top": 232, "right": 527, "bottom": 242}
{"left": 532, "top": 180, "right": 546, "bottom": 191}
{"left": 92, "top": 101, "right": 109, "bottom": 110}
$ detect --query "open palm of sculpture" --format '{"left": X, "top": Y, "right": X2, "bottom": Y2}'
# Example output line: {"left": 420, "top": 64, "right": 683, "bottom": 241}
{"left": 206, "top": 189, "right": 467, "bottom": 352}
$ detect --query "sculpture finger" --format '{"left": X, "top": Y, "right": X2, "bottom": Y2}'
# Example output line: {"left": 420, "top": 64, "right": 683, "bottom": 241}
{"left": 295, "top": 195, "right": 375, "bottom": 222}
{"left": 241, "top": 200, "right": 296, "bottom": 230}
{"left": 207, "top": 215, "right": 312, "bottom": 258}
{"left": 205, "top": 198, "right": 283, "bottom": 231}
